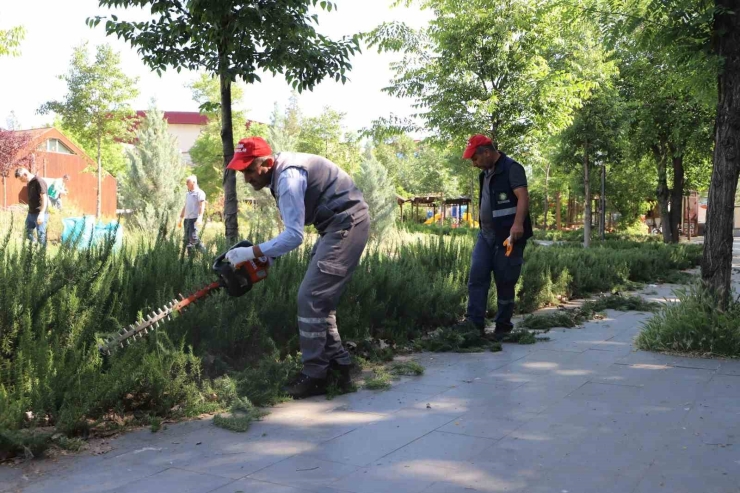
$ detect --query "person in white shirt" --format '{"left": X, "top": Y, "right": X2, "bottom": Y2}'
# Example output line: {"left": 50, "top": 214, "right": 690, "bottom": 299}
{"left": 224, "top": 136, "right": 370, "bottom": 399}
{"left": 179, "top": 175, "right": 206, "bottom": 253}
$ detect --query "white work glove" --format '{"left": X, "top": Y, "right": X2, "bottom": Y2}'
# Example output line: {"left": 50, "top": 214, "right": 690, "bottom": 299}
{"left": 224, "top": 246, "right": 256, "bottom": 265}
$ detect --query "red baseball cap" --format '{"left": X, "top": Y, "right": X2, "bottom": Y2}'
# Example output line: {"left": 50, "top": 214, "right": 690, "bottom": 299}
{"left": 462, "top": 134, "right": 493, "bottom": 159}
{"left": 226, "top": 137, "right": 273, "bottom": 171}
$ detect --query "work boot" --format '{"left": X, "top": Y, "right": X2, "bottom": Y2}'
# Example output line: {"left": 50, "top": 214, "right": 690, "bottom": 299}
{"left": 329, "top": 360, "right": 355, "bottom": 392}
{"left": 282, "top": 373, "right": 327, "bottom": 399}
{"left": 491, "top": 324, "right": 514, "bottom": 342}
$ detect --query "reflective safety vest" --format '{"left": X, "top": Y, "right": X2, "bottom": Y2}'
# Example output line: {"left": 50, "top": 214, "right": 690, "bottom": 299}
{"left": 270, "top": 152, "right": 369, "bottom": 233}
{"left": 478, "top": 153, "right": 533, "bottom": 245}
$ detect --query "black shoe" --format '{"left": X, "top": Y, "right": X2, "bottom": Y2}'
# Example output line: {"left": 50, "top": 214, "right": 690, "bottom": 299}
{"left": 329, "top": 360, "right": 355, "bottom": 391}
{"left": 282, "top": 373, "right": 327, "bottom": 399}
{"left": 491, "top": 324, "right": 514, "bottom": 342}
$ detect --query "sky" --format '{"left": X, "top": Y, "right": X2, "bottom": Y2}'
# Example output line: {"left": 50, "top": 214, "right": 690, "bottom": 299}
{"left": 0, "top": 0, "right": 432, "bottom": 134}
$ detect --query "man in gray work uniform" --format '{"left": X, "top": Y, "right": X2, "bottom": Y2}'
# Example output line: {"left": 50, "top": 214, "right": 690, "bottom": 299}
{"left": 456, "top": 134, "right": 533, "bottom": 341}
{"left": 224, "top": 136, "right": 370, "bottom": 399}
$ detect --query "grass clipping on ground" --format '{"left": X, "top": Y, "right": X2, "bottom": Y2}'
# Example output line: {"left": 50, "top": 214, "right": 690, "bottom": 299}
{"left": 362, "top": 361, "right": 426, "bottom": 391}
{"left": 519, "top": 294, "right": 661, "bottom": 332}
{"left": 213, "top": 397, "right": 269, "bottom": 433}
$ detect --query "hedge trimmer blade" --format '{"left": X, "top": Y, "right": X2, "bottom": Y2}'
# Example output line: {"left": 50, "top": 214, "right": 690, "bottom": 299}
{"left": 98, "top": 239, "right": 271, "bottom": 357}
{"left": 98, "top": 281, "right": 222, "bottom": 355}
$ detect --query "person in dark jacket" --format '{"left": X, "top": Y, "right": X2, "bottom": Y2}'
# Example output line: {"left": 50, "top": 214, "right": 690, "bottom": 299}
{"left": 456, "top": 134, "right": 533, "bottom": 341}
{"left": 15, "top": 167, "right": 49, "bottom": 245}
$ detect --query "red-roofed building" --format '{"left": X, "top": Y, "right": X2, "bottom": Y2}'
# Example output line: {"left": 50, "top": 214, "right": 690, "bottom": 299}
{"left": 134, "top": 111, "right": 210, "bottom": 164}
{"left": 133, "top": 110, "right": 264, "bottom": 165}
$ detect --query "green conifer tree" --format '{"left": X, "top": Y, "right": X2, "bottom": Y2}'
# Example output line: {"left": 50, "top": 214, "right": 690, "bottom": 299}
{"left": 354, "top": 148, "right": 397, "bottom": 238}
{"left": 121, "top": 104, "right": 185, "bottom": 230}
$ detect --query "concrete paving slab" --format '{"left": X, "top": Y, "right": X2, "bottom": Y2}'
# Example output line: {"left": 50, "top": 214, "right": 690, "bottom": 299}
{"left": 617, "top": 350, "right": 723, "bottom": 370}
{"left": 108, "top": 468, "right": 232, "bottom": 493}
{"left": 422, "top": 459, "right": 546, "bottom": 493}
{"left": 208, "top": 478, "right": 322, "bottom": 493}
{"left": 247, "top": 455, "right": 359, "bottom": 490}
{"left": 388, "top": 381, "right": 452, "bottom": 396}
{"left": 303, "top": 408, "right": 458, "bottom": 467}
{"left": 328, "top": 389, "right": 430, "bottom": 414}
{"left": 14, "top": 457, "right": 166, "bottom": 493}
{"left": 527, "top": 464, "right": 641, "bottom": 493}
{"left": 377, "top": 430, "right": 497, "bottom": 467}
{"left": 717, "top": 360, "right": 740, "bottom": 376}
{"left": 436, "top": 409, "right": 534, "bottom": 441}
{"left": 329, "top": 461, "right": 442, "bottom": 493}
{"left": 632, "top": 464, "right": 740, "bottom": 493}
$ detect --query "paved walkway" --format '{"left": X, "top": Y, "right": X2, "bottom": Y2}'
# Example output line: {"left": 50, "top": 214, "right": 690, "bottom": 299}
{"left": 2, "top": 245, "right": 740, "bottom": 493}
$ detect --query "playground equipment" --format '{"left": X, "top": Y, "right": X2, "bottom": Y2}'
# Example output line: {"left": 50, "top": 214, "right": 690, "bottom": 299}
{"left": 423, "top": 211, "right": 478, "bottom": 228}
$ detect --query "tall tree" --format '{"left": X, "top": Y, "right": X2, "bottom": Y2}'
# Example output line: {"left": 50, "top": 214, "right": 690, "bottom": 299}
{"left": 121, "top": 104, "right": 186, "bottom": 230}
{"left": 187, "top": 73, "right": 269, "bottom": 199}
{"left": 39, "top": 42, "right": 138, "bottom": 217}
{"left": 91, "top": 0, "right": 360, "bottom": 242}
{"left": 703, "top": 0, "right": 740, "bottom": 304}
{"left": 600, "top": 0, "right": 736, "bottom": 303}
{"left": 354, "top": 148, "right": 397, "bottom": 238}
{"left": 0, "top": 130, "right": 33, "bottom": 208}
{"left": 297, "top": 107, "right": 362, "bottom": 174}
{"left": 268, "top": 101, "right": 301, "bottom": 153}
{"left": 0, "top": 24, "right": 24, "bottom": 57}
{"left": 367, "top": 0, "right": 601, "bottom": 150}
{"left": 618, "top": 48, "right": 712, "bottom": 243}
{"left": 554, "top": 85, "right": 626, "bottom": 247}
{"left": 370, "top": 134, "right": 419, "bottom": 196}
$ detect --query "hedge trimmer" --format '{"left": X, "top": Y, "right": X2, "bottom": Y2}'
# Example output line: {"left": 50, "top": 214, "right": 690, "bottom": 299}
{"left": 98, "top": 241, "right": 270, "bottom": 355}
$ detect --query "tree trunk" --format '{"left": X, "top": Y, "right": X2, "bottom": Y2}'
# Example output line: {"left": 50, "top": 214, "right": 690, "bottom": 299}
{"left": 702, "top": 0, "right": 740, "bottom": 308}
{"left": 599, "top": 164, "right": 606, "bottom": 240}
{"left": 654, "top": 147, "right": 672, "bottom": 243}
{"left": 556, "top": 191, "right": 562, "bottom": 230}
{"left": 569, "top": 195, "right": 575, "bottom": 226}
{"left": 220, "top": 69, "right": 238, "bottom": 243}
{"left": 669, "top": 154, "right": 685, "bottom": 243}
{"left": 583, "top": 141, "right": 591, "bottom": 248}
{"left": 97, "top": 134, "right": 102, "bottom": 218}
{"left": 2, "top": 176, "right": 6, "bottom": 209}
{"left": 543, "top": 162, "right": 550, "bottom": 230}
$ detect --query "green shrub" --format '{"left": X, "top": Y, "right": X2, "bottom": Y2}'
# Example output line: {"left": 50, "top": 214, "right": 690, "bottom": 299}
{"left": 636, "top": 284, "right": 740, "bottom": 357}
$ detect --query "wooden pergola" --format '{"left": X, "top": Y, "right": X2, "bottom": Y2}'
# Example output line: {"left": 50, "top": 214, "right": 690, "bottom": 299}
{"left": 398, "top": 194, "right": 472, "bottom": 223}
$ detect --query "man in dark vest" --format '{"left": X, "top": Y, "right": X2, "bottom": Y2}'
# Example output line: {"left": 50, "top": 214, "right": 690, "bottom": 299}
{"left": 224, "top": 137, "right": 370, "bottom": 399}
{"left": 456, "top": 134, "right": 533, "bottom": 341}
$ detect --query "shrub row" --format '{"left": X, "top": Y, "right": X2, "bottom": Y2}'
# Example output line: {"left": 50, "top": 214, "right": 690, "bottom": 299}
{"left": 0, "top": 218, "right": 702, "bottom": 456}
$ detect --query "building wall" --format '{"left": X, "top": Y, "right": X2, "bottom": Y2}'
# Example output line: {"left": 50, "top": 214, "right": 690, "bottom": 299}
{"left": 167, "top": 123, "right": 205, "bottom": 165}
{"left": 2, "top": 151, "right": 117, "bottom": 217}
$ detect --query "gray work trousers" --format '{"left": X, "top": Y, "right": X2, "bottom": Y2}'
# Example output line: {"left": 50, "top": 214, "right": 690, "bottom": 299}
{"left": 298, "top": 215, "right": 370, "bottom": 378}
